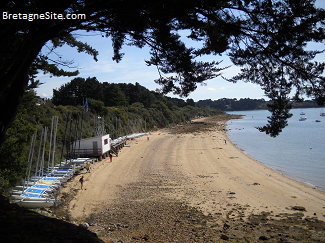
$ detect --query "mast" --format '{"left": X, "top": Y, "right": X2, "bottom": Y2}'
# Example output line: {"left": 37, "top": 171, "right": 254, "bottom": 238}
{"left": 51, "top": 116, "right": 58, "bottom": 169}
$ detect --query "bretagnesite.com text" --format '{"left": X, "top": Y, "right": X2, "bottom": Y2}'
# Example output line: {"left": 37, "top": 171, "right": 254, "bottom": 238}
{"left": 2, "top": 12, "right": 86, "bottom": 21}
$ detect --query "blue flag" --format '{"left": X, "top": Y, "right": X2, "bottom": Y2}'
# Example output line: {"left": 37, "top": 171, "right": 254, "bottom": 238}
{"left": 85, "top": 98, "right": 88, "bottom": 112}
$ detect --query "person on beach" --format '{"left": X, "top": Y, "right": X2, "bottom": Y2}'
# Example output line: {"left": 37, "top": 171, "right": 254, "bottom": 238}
{"left": 86, "top": 162, "right": 91, "bottom": 173}
{"left": 79, "top": 176, "right": 84, "bottom": 190}
{"left": 109, "top": 153, "right": 112, "bottom": 162}
{"left": 225, "top": 139, "right": 227, "bottom": 144}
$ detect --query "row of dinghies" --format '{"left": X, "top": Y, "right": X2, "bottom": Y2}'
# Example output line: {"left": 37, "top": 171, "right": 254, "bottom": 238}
{"left": 9, "top": 114, "right": 149, "bottom": 208}
{"left": 9, "top": 158, "right": 94, "bottom": 208}
{"left": 10, "top": 133, "right": 148, "bottom": 208}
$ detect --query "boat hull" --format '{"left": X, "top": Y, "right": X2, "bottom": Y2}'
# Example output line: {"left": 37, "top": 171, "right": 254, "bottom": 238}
{"left": 15, "top": 200, "right": 55, "bottom": 208}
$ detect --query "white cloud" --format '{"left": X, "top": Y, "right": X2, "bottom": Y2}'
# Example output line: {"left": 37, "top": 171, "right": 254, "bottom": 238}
{"left": 85, "top": 60, "right": 115, "bottom": 74}
{"left": 219, "top": 87, "right": 226, "bottom": 90}
{"left": 207, "top": 87, "right": 216, "bottom": 91}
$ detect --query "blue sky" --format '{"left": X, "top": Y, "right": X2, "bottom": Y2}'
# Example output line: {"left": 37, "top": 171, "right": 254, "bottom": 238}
{"left": 35, "top": 1, "right": 325, "bottom": 102}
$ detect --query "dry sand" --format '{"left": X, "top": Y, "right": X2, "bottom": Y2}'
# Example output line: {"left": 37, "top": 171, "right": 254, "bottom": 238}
{"left": 55, "top": 115, "right": 325, "bottom": 242}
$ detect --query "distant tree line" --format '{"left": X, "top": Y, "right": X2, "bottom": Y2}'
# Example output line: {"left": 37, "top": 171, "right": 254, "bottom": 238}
{"left": 196, "top": 98, "right": 322, "bottom": 111}
{"left": 196, "top": 98, "right": 267, "bottom": 111}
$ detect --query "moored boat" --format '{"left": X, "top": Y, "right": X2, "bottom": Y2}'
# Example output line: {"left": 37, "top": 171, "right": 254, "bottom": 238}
{"left": 15, "top": 200, "right": 55, "bottom": 208}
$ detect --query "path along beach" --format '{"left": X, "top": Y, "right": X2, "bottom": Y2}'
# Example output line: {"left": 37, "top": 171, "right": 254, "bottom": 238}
{"left": 55, "top": 114, "right": 325, "bottom": 242}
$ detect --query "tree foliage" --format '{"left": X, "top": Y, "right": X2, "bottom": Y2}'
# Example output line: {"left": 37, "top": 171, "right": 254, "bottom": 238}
{"left": 1, "top": 0, "right": 325, "bottom": 152}
{"left": 0, "top": 90, "right": 38, "bottom": 188}
{"left": 52, "top": 77, "right": 196, "bottom": 109}
{"left": 197, "top": 98, "right": 268, "bottom": 111}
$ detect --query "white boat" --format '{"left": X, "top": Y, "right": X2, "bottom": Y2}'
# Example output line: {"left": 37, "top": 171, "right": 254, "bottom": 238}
{"left": 13, "top": 198, "right": 58, "bottom": 208}
{"left": 34, "top": 176, "right": 68, "bottom": 183}
{"left": 9, "top": 188, "right": 55, "bottom": 198}
{"left": 9, "top": 189, "right": 25, "bottom": 196}
{"left": 320, "top": 108, "right": 325, "bottom": 116}
{"left": 38, "top": 179, "right": 61, "bottom": 185}
{"left": 300, "top": 112, "right": 305, "bottom": 115}
{"left": 24, "top": 187, "right": 52, "bottom": 194}
{"left": 10, "top": 192, "right": 53, "bottom": 201}
{"left": 15, "top": 200, "right": 55, "bottom": 208}
{"left": 14, "top": 183, "right": 59, "bottom": 192}
{"left": 11, "top": 195, "right": 54, "bottom": 202}
{"left": 299, "top": 117, "right": 307, "bottom": 121}
{"left": 10, "top": 186, "right": 55, "bottom": 195}
{"left": 32, "top": 183, "right": 59, "bottom": 190}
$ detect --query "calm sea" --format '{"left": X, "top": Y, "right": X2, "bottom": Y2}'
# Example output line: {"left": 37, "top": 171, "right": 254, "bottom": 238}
{"left": 226, "top": 108, "right": 325, "bottom": 192}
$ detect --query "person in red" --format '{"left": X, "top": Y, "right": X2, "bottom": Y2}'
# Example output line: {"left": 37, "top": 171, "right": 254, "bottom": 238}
{"left": 109, "top": 153, "right": 112, "bottom": 162}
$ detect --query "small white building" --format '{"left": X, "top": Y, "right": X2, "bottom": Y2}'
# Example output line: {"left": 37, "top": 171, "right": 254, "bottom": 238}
{"left": 71, "top": 134, "right": 111, "bottom": 159}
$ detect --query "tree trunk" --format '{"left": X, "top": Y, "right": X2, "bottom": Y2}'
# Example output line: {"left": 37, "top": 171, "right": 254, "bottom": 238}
{"left": 0, "top": 43, "right": 44, "bottom": 152}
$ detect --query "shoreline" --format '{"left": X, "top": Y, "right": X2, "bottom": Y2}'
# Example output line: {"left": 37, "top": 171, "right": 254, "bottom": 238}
{"left": 48, "top": 113, "right": 325, "bottom": 242}
{"left": 186, "top": 115, "right": 325, "bottom": 218}
{"left": 224, "top": 112, "right": 325, "bottom": 193}
{"left": 56, "top": 114, "right": 325, "bottom": 221}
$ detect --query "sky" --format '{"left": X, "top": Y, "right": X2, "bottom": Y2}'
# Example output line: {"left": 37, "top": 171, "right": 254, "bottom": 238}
{"left": 35, "top": 1, "right": 325, "bottom": 102}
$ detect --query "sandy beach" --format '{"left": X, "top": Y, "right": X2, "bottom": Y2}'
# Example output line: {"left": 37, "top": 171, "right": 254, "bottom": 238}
{"left": 55, "top": 115, "right": 325, "bottom": 242}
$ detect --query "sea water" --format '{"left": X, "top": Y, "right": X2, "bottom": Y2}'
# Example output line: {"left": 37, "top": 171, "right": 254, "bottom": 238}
{"left": 226, "top": 108, "right": 325, "bottom": 192}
